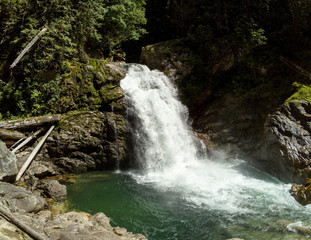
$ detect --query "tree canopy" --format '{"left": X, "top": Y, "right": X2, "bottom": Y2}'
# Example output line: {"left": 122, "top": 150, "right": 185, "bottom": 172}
{"left": 0, "top": 0, "right": 147, "bottom": 118}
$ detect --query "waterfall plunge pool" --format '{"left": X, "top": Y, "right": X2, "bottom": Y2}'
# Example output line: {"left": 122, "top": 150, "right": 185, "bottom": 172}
{"left": 67, "top": 65, "right": 311, "bottom": 239}
{"left": 66, "top": 159, "right": 311, "bottom": 240}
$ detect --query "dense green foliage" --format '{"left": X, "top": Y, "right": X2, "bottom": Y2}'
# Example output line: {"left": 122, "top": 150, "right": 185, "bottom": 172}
{"left": 1, "top": 0, "right": 311, "bottom": 119}
{"left": 0, "top": 0, "right": 146, "bottom": 119}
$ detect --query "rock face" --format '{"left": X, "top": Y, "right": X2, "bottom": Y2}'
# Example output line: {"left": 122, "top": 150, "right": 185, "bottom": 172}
{"left": 253, "top": 100, "right": 311, "bottom": 183}
{"left": 192, "top": 94, "right": 270, "bottom": 157}
{"left": 0, "top": 140, "right": 18, "bottom": 181}
{"left": 140, "top": 39, "right": 194, "bottom": 85}
{"left": 46, "top": 111, "right": 129, "bottom": 173}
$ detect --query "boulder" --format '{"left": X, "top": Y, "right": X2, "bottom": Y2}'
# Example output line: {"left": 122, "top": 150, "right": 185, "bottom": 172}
{"left": 36, "top": 179, "right": 67, "bottom": 200}
{"left": 0, "top": 182, "right": 46, "bottom": 213}
{"left": 254, "top": 100, "right": 311, "bottom": 183}
{"left": 46, "top": 111, "right": 130, "bottom": 173}
{"left": 290, "top": 178, "right": 311, "bottom": 205}
{"left": 0, "top": 140, "right": 18, "bottom": 181}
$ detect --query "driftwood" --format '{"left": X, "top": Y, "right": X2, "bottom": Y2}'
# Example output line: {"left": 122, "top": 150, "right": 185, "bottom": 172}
{"left": 15, "top": 125, "right": 55, "bottom": 182}
{"left": 0, "top": 114, "right": 61, "bottom": 130}
{"left": 10, "top": 137, "right": 26, "bottom": 150}
{"left": 0, "top": 128, "right": 26, "bottom": 140}
{"left": 0, "top": 204, "right": 50, "bottom": 240}
{"left": 12, "top": 128, "right": 44, "bottom": 153}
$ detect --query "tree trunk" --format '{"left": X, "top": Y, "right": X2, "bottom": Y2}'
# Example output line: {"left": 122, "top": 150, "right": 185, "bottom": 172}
{"left": 0, "top": 115, "right": 61, "bottom": 130}
{"left": 0, "top": 204, "right": 50, "bottom": 240}
{"left": 12, "top": 128, "right": 44, "bottom": 153}
{"left": 0, "top": 128, "right": 26, "bottom": 140}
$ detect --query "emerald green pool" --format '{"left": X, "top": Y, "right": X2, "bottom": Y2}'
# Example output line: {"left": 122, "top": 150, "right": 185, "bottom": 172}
{"left": 66, "top": 164, "right": 311, "bottom": 240}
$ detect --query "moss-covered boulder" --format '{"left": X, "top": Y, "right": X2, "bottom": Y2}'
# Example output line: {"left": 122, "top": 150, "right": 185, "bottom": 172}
{"left": 46, "top": 111, "right": 129, "bottom": 173}
{"left": 55, "top": 59, "right": 127, "bottom": 114}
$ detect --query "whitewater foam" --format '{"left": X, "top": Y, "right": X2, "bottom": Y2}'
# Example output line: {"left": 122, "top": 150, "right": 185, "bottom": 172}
{"left": 121, "top": 64, "right": 310, "bottom": 217}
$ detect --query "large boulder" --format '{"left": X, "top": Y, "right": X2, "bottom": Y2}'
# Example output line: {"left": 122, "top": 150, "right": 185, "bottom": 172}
{"left": 253, "top": 100, "right": 311, "bottom": 183}
{"left": 0, "top": 140, "right": 18, "bottom": 181}
{"left": 46, "top": 111, "right": 130, "bottom": 173}
{"left": 0, "top": 182, "right": 46, "bottom": 214}
{"left": 36, "top": 179, "right": 67, "bottom": 200}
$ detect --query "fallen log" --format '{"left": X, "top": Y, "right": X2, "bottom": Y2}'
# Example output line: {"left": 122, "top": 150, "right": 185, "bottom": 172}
{"left": 15, "top": 125, "right": 55, "bottom": 182}
{"left": 0, "top": 204, "right": 50, "bottom": 240}
{"left": 0, "top": 128, "right": 26, "bottom": 140}
{"left": 0, "top": 115, "right": 61, "bottom": 130}
{"left": 12, "top": 128, "right": 44, "bottom": 153}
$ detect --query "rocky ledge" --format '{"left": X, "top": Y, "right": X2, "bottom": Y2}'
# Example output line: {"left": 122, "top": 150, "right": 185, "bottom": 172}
{"left": 0, "top": 182, "right": 146, "bottom": 240}
{"left": 0, "top": 108, "right": 146, "bottom": 239}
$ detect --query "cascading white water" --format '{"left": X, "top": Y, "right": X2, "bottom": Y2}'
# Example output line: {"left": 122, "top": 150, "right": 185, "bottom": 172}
{"left": 121, "top": 64, "right": 311, "bottom": 221}
{"left": 121, "top": 64, "right": 204, "bottom": 171}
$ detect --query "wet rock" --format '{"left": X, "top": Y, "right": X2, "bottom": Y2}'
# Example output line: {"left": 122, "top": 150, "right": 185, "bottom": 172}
{"left": 36, "top": 179, "right": 67, "bottom": 200}
{"left": 290, "top": 178, "right": 311, "bottom": 205}
{"left": 192, "top": 94, "right": 269, "bottom": 157}
{"left": 0, "top": 182, "right": 46, "bottom": 213}
{"left": 254, "top": 100, "right": 311, "bottom": 183}
{"left": 0, "top": 140, "right": 17, "bottom": 182}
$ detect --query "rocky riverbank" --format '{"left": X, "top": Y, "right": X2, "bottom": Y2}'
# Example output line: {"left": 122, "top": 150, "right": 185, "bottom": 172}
{"left": 0, "top": 112, "right": 146, "bottom": 240}
{"left": 0, "top": 59, "right": 147, "bottom": 239}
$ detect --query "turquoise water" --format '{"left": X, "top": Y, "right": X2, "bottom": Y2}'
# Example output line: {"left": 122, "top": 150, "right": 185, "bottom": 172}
{"left": 67, "top": 163, "right": 311, "bottom": 240}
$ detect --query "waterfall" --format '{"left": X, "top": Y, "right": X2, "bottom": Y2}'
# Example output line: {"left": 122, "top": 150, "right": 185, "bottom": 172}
{"left": 111, "top": 106, "right": 120, "bottom": 171}
{"left": 120, "top": 64, "right": 307, "bottom": 215}
{"left": 121, "top": 65, "right": 204, "bottom": 172}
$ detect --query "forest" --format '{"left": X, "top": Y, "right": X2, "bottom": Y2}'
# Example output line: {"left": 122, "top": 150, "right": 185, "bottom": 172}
{"left": 0, "top": 0, "right": 311, "bottom": 119}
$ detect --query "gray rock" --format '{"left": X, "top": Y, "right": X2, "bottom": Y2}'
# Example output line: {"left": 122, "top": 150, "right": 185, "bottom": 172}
{"left": 44, "top": 212, "right": 147, "bottom": 240}
{"left": 26, "top": 160, "right": 58, "bottom": 179}
{"left": 0, "top": 182, "right": 46, "bottom": 213}
{"left": 36, "top": 179, "right": 67, "bottom": 200}
{"left": 0, "top": 140, "right": 17, "bottom": 181}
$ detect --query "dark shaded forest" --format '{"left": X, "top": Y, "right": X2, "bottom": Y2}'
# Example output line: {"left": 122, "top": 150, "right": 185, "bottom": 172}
{"left": 0, "top": 0, "right": 311, "bottom": 119}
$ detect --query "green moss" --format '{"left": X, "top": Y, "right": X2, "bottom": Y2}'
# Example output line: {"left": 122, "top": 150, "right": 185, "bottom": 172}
{"left": 286, "top": 84, "right": 311, "bottom": 103}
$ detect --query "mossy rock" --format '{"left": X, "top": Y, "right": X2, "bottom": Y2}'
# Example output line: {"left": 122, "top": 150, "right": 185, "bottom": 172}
{"left": 54, "top": 59, "right": 126, "bottom": 113}
{"left": 286, "top": 84, "right": 311, "bottom": 103}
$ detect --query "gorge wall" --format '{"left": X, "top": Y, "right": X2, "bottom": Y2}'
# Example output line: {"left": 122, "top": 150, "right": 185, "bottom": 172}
{"left": 140, "top": 40, "right": 311, "bottom": 188}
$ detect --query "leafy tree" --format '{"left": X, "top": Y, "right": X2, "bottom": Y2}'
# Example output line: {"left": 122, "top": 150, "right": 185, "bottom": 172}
{"left": 0, "top": 0, "right": 147, "bottom": 118}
